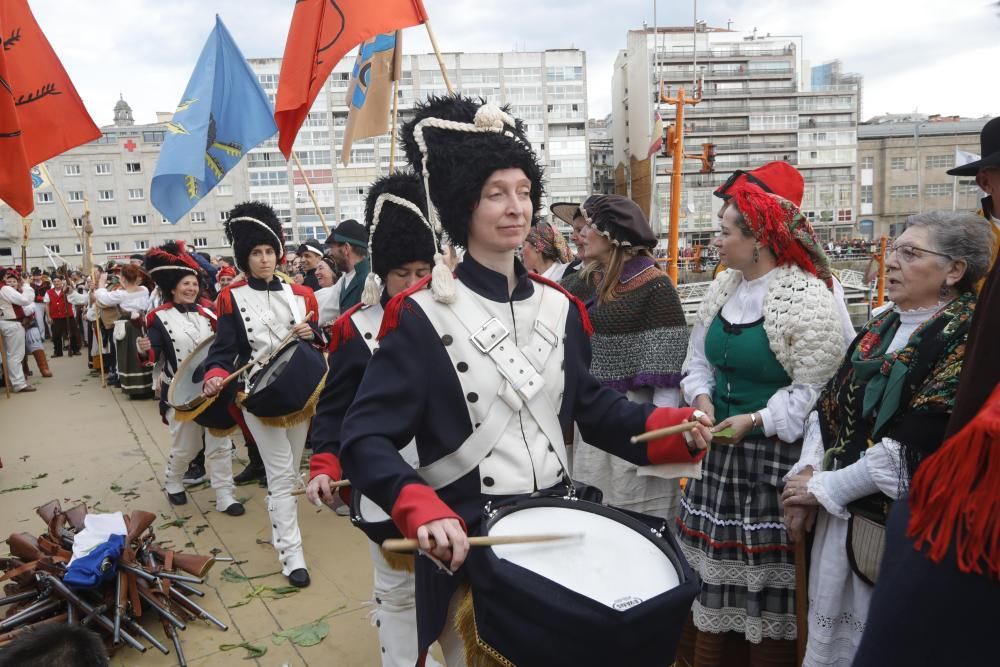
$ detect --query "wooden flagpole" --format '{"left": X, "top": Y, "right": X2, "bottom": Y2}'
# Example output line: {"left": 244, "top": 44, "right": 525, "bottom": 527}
{"left": 388, "top": 30, "right": 404, "bottom": 171}
{"left": 20, "top": 218, "right": 30, "bottom": 270}
{"left": 290, "top": 152, "right": 331, "bottom": 237}
{"left": 423, "top": 20, "right": 455, "bottom": 94}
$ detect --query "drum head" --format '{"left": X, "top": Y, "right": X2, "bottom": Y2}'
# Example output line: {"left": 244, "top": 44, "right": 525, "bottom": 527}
{"left": 252, "top": 342, "right": 297, "bottom": 392}
{"left": 167, "top": 336, "right": 216, "bottom": 409}
{"left": 489, "top": 505, "right": 679, "bottom": 609}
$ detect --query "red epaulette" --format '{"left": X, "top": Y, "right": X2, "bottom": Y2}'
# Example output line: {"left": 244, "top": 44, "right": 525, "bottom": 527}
{"left": 145, "top": 303, "right": 174, "bottom": 329}
{"left": 291, "top": 283, "right": 319, "bottom": 322}
{"left": 527, "top": 273, "right": 593, "bottom": 337}
{"left": 328, "top": 303, "right": 364, "bottom": 354}
{"left": 377, "top": 274, "right": 432, "bottom": 340}
{"left": 215, "top": 281, "right": 245, "bottom": 315}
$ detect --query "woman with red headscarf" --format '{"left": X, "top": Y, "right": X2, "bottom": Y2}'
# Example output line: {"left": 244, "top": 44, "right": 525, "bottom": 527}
{"left": 677, "top": 176, "right": 846, "bottom": 666}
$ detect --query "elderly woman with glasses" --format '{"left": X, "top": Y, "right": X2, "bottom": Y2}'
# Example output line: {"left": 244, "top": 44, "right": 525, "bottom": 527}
{"left": 781, "top": 210, "right": 994, "bottom": 667}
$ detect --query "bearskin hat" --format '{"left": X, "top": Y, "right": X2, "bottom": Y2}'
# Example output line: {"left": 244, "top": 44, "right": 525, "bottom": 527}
{"left": 364, "top": 172, "right": 437, "bottom": 280}
{"left": 399, "top": 95, "right": 544, "bottom": 248}
{"left": 144, "top": 241, "right": 204, "bottom": 298}
{"left": 224, "top": 201, "right": 284, "bottom": 273}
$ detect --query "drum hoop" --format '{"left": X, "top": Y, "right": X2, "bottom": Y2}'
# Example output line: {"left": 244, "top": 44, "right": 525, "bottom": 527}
{"left": 246, "top": 339, "right": 308, "bottom": 394}
{"left": 167, "top": 335, "right": 216, "bottom": 410}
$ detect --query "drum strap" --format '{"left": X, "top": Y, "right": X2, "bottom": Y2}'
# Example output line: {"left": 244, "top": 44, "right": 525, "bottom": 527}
{"left": 416, "top": 285, "right": 570, "bottom": 490}
{"left": 240, "top": 284, "right": 303, "bottom": 376}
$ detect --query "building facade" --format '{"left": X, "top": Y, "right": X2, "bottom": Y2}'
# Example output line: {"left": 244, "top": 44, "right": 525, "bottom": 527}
{"left": 0, "top": 98, "right": 249, "bottom": 269}
{"left": 857, "top": 115, "right": 987, "bottom": 238}
{"left": 588, "top": 116, "right": 615, "bottom": 196}
{"left": 612, "top": 26, "right": 861, "bottom": 247}
{"left": 247, "top": 49, "right": 591, "bottom": 244}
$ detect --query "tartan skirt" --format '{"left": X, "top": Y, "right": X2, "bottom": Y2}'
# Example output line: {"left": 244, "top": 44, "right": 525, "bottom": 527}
{"left": 676, "top": 436, "right": 801, "bottom": 643}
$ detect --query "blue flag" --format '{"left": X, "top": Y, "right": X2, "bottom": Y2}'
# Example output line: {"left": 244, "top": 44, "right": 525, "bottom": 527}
{"left": 152, "top": 16, "right": 276, "bottom": 223}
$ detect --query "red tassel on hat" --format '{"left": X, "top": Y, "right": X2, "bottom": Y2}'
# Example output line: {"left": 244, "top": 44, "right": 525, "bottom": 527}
{"left": 907, "top": 384, "right": 1000, "bottom": 578}
{"left": 327, "top": 303, "right": 364, "bottom": 354}
{"left": 377, "top": 274, "right": 433, "bottom": 340}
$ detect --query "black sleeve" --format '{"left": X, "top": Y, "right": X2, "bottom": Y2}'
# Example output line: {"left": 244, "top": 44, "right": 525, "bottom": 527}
{"left": 204, "top": 307, "right": 246, "bottom": 374}
{"left": 147, "top": 317, "right": 168, "bottom": 357}
{"left": 311, "top": 330, "right": 370, "bottom": 459}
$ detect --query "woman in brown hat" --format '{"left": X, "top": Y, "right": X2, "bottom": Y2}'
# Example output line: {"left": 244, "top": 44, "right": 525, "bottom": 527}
{"left": 561, "top": 194, "right": 692, "bottom": 521}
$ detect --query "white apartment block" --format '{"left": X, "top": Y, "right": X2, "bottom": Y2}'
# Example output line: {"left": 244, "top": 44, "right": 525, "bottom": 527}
{"left": 613, "top": 26, "right": 861, "bottom": 246}
{"left": 248, "top": 49, "right": 590, "bottom": 243}
{"left": 0, "top": 98, "right": 248, "bottom": 269}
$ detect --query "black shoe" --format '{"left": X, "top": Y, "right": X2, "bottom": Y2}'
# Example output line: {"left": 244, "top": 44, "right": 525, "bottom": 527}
{"left": 167, "top": 491, "right": 187, "bottom": 505}
{"left": 223, "top": 502, "right": 245, "bottom": 516}
{"left": 288, "top": 568, "right": 310, "bottom": 588}
{"left": 182, "top": 463, "right": 207, "bottom": 486}
{"left": 233, "top": 462, "right": 266, "bottom": 486}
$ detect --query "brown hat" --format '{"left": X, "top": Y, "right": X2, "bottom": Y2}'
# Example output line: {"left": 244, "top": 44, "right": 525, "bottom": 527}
{"left": 572, "top": 194, "right": 657, "bottom": 249}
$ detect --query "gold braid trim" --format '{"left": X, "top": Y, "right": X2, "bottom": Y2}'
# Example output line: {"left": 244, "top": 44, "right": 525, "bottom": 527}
{"left": 172, "top": 395, "right": 218, "bottom": 423}
{"left": 379, "top": 549, "right": 415, "bottom": 573}
{"left": 208, "top": 424, "right": 239, "bottom": 438}
{"left": 453, "top": 585, "right": 515, "bottom": 667}
{"left": 237, "top": 371, "right": 328, "bottom": 428}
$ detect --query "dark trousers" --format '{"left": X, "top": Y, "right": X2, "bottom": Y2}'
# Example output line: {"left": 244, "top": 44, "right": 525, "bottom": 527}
{"left": 51, "top": 316, "right": 81, "bottom": 356}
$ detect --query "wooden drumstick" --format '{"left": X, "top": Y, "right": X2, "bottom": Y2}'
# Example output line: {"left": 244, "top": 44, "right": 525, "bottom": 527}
{"left": 291, "top": 480, "right": 351, "bottom": 496}
{"left": 630, "top": 420, "right": 699, "bottom": 444}
{"left": 381, "top": 533, "right": 582, "bottom": 553}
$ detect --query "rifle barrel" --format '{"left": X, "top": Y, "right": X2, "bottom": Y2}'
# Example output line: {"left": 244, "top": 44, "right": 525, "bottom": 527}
{"left": 136, "top": 587, "right": 186, "bottom": 630}
{"left": 39, "top": 573, "right": 146, "bottom": 653}
{"left": 0, "top": 590, "right": 41, "bottom": 607}
{"left": 0, "top": 597, "right": 61, "bottom": 631}
{"left": 168, "top": 587, "right": 227, "bottom": 631}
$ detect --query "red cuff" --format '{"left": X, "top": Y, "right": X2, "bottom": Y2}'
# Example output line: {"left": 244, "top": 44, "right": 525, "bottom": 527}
{"left": 309, "top": 452, "right": 342, "bottom": 481}
{"left": 644, "top": 407, "right": 708, "bottom": 465}
{"left": 391, "top": 483, "right": 465, "bottom": 540}
{"left": 203, "top": 367, "right": 229, "bottom": 388}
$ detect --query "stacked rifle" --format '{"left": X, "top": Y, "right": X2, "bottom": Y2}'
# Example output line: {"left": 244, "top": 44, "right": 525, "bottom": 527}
{"left": 1, "top": 499, "right": 228, "bottom": 666}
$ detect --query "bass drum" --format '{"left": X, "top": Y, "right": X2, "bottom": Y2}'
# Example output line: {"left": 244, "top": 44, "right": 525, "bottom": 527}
{"left": 167, "top": 335, "right": 238, "bottom": 435}
{"left": 240, "top": 339, "right": 326, "bottom": 427}
{"left": 461, "top": 495, "right": 698, "bottom": 666}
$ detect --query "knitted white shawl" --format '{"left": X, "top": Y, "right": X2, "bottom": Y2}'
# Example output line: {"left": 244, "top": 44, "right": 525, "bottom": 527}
{"left": 687, "top": 266, "right": 843, "bottom": 386}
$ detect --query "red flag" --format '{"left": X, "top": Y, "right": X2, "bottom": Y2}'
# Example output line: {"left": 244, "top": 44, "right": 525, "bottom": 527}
{"left": 0, "top": 0, "right": 101, "bottom": 215}
{"left": 275, "top": 0, "right": 427, "bottom": 159}
{"left": 0, "top": 43, "right": 31, "bottom": 216}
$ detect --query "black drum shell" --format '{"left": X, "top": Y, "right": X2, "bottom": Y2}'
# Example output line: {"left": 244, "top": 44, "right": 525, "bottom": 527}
{"left": 241, "top": 340, "right": 326, "bottom": 419}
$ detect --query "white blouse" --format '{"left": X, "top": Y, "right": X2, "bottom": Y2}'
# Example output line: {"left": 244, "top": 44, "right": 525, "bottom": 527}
{"left": 681, "top": 268, "right": 830, "bottom": 443}
{"left": 95, "top": 286, "right": 150, "bottom": 318}
{"left": 792, "top": 303, "right": 943, "bottom": 518}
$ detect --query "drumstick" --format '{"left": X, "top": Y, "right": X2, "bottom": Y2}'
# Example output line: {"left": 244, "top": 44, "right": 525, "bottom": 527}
{"left": 381, "top": 533, "right": 582, "bottom": 553}
{"left": 207, "top": 310, "right": 316, "bottom": 393}
{"left": 290, "top": 480, "right": 351, "bottom": 495}
{"left": 630, "top": 420, "right": 698, "bottom": 444}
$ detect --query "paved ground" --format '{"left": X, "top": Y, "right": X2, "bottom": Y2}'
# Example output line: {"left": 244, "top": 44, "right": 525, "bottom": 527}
{"left": 0, "top": 353, "right": 424, "bottom": 666}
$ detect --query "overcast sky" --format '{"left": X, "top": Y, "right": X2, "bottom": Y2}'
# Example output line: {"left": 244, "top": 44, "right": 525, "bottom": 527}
{"left": 27, "top": 0, "right": 999, "bottom": 127}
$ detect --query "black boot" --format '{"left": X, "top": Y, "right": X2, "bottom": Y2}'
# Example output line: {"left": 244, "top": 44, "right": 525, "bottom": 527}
{"left": 233, "top": 462, "right": 266, "bottom": 485}
{"left": 287, "top": 568, "right": 310, "bottom": 588}
{"left": 167, "top": 491, "right": 187, "bottom": 505}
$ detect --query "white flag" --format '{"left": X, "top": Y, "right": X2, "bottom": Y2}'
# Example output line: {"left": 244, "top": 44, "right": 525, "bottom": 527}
{"left": 955, "top": 147, "right": 980, "bottom": 168}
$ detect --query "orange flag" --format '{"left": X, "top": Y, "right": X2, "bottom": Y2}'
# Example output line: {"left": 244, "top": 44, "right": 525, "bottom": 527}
{"left": 275, "top": 0, "right": 427, "bottom": 159}
{"left": 0, "top": 0, "right": 100, "bottom": 216}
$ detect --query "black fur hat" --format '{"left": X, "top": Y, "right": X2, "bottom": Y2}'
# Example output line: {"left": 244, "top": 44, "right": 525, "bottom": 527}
{"left": 144, "top": 241, "right": 204, "bottom": 298}
{"left": 364, "top": 172, "right": 437, "bottom": 280}
{"left": 224, "top": 201, "right": 284, "bottom": 273}
{"left": 399, "top": 95, "right": 544, "bottom": 248}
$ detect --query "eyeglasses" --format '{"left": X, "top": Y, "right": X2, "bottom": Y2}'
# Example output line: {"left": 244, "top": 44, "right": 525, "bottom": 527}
{"left": 888, "top": 243, "right": 952, "bottom": 263}
{"left": 716, "top": 169, "right": 774, "bottom": 198}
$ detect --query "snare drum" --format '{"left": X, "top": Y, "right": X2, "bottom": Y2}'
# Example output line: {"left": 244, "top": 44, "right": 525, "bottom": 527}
{"left": 167, "top": 336, "right": 238, "bottom": 435}
{"left": 240, "top": 339, "right": 327, "bottom": 427}
{"left": 461, "top": 496, "right": 698, "bottom": 666}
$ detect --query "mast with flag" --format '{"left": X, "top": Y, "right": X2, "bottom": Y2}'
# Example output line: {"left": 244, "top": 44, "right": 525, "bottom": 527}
{"left": 341, "top": 31, "right": 405, "bottom": 166}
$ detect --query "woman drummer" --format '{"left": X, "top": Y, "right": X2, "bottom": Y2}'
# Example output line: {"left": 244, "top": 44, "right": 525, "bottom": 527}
{"left": 137, "top": 241, "right": 244, "bottom": 517}
{"left": 308, "top": 172, "right": 440, "bottom": 667}
{"left": 202, "top": 202, "right": 322, "bottom": 588}
{"left": 338, "top": 96, "right": 713, "bottom": 664}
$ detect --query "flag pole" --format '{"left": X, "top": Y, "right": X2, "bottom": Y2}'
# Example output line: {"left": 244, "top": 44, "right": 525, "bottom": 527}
{"left": 21, "top": 218, "right": 30, "bottom": 270}
{"left": 389, "top": 78, "right": 401, "bottom": 171}
{"left": 423, "top": 19, "right": 455, "bottom": 94}
{"left": 39, "top": 163, "right": 84, "bottom": 246}
{"left": 291, "top": 151, "right": 331, "bottom": 237}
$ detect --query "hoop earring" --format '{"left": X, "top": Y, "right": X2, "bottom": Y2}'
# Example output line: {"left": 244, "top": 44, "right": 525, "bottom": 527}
{"left": 752, "top": 247, "right": 759, "bottom": 263}
{"left": 939, "top": 281, "right": 951, "bottom": 299}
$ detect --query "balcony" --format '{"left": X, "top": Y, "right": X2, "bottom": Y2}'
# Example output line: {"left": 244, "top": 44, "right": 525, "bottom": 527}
{"left": 655, "top": 46, "right": 795, "bottom": 61}
{"left": 659, "top": 67, "right": 795, "bottom": 81}
{"left": 686, "top": 120, "right": 750, "bottom": 133}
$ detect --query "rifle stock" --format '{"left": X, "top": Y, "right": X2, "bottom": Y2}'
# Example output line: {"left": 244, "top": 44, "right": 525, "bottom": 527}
{"left": 6, "top": 533, "right": 43, "bottom": 562}
{"left": 149, "top": 544, "right": 215, "bottom": 578}
{"left": 125, "top": 510, "right": 157, "bottom": 545}
{"left": 64, "top": 504, "right": 88, "bottom": 533}
{"left": 34, "top": 500, "right": 62, "bottom": 526}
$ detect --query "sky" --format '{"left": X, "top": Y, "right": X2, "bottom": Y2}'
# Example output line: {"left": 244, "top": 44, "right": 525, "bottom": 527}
{"left": 26, "top": 0, "right": 1000, "bottom": 127}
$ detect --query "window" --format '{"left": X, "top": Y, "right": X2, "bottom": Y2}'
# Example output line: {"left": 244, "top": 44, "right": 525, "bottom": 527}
{"left": 131, "top": 214, "right": 147, "bottom": 225}
{"left": 249, "top": 170, "right": 288, "bottom": 187}
{"left": 98, "top": 189, "right": 114, "bottom": 201}
{"left": 193, "top": 237, "right": 208, "bottom": 248}
{"left": 216, "top": 184, "right": 233, "bottom": 196}
{"left": 889, "top": 185, "right": 918, "bottom": 198}
{"left": 64, "top": 164, "right": 81, "bottom": 176}
{"left": 125, "top": 162, "right": 142, "bottom": 174}
{"left": 36, "top": 191, "right": 53, "bottom": 204}
{"left": 105, "top": 241, "right": 120, "bottom": 252}
{"left": 101, "top": 215, "right": 117, "bottom": 226}
{"left": 134, "top": 239, "right": 149, "bottom": 250}
{"left": 837, "top": 209, "right": 853, "bottom": 222}
{"left": 860, "top": 185, "right": 873, "bottom": 204}
{"left": 190, "top": 211, "right": 206, "bottom": 223}
{"left": 219, "top": 211, "right": 230, "bottom": 221}
{"left": 40, "top": 218, "right": 57, "bottom": 229}
{"left": 94, "top": 163, "right": 112, "bottom": 175}
{"left": 72, "top": 217, "right": 83, "bottom": 228}
{"left": 890, "top": 157, "right": 916, "bottom": 171}
{"left": 68, "top": 190, "right": 84, "bottom": 202}
{"left": 44, "top": 244, "right": 60, "bottom": 254}
{"left": 74, "top": 244, "right": 83, "bottom": 254}
{"left": 925, "top": 155, "right": 952, "bottom": 169}
{"left": 861, "top": 156, "right": 874, "bottom": 170}
{"left": 128, "top": 188, "right": 144, "bottom": 200}
{"left": 925, "top": 183, "right": 953, "bottom": 197}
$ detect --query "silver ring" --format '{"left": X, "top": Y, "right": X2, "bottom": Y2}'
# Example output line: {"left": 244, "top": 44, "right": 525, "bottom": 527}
{"left": 692, "top": 409, "right": 706, "bottom": 421}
